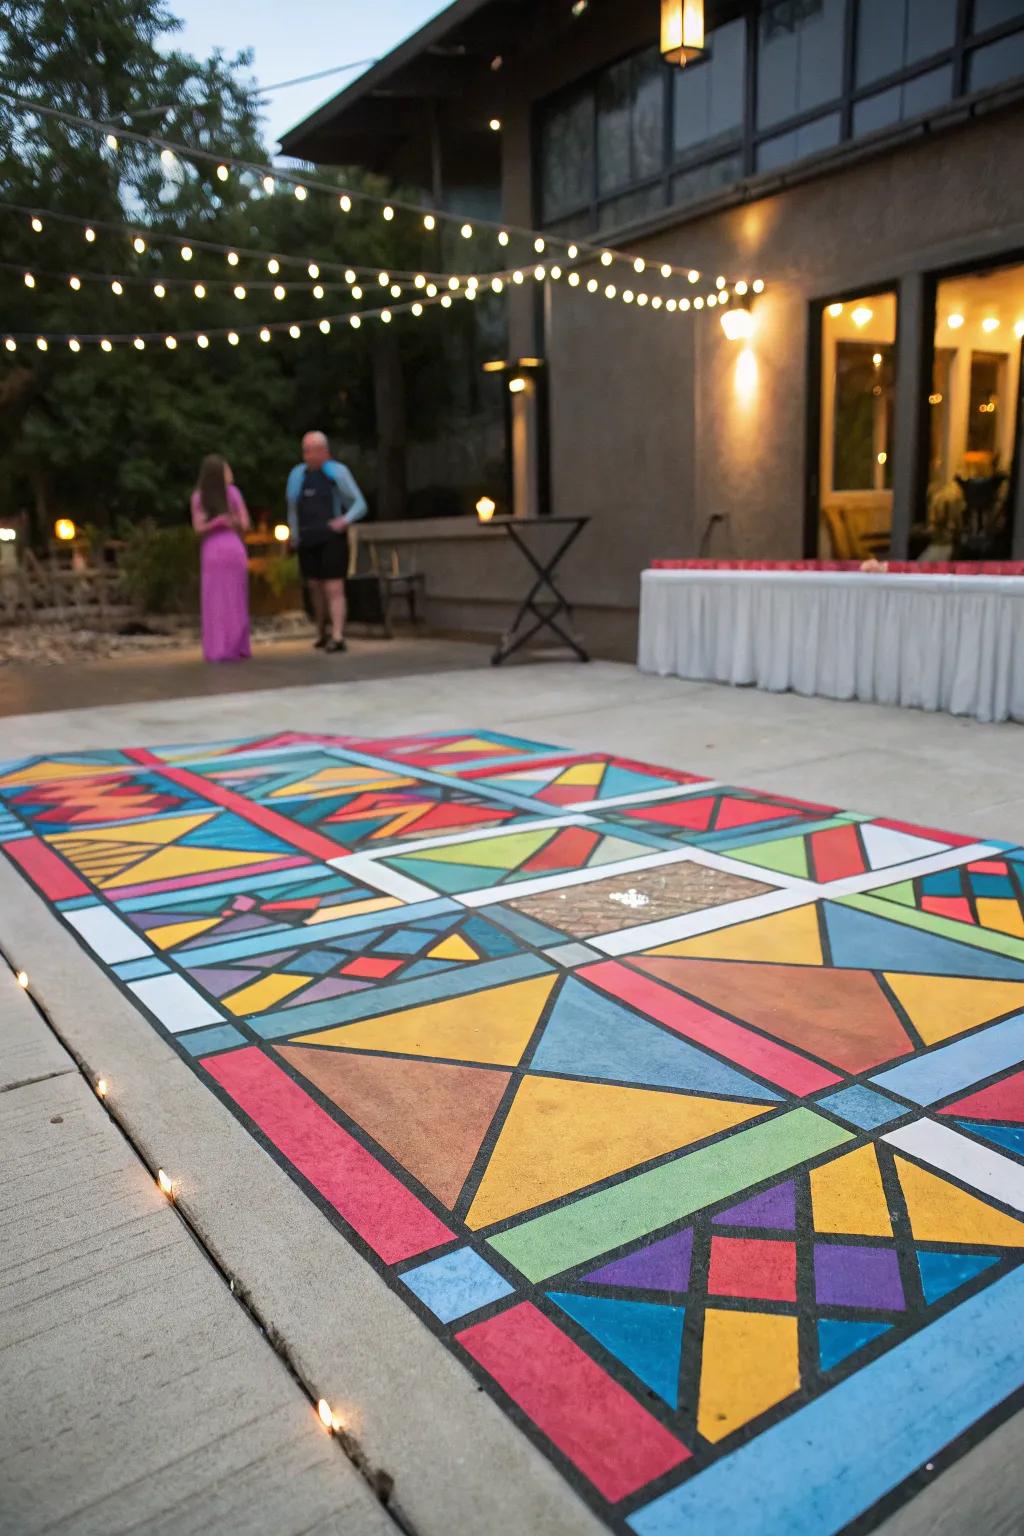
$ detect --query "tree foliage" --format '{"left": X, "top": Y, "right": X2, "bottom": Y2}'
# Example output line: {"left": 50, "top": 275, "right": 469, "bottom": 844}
{"left": 0, "top": 0, "right": 475, "bottom": 538}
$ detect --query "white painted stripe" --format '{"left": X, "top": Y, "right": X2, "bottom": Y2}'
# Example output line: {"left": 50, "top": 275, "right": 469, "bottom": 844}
{"left": 327, "top": 854, "right": 436, "bottom": 904}
{"left": 592, "top": 886, "right": 816, "bottom": 956}
{"left": 455, "top": 844, "right": 716, "bottom": 908}
{"left": 884, "top": 1118, "right": 1024, "bottom": 1215}
{"left": 65, "top": 906, "right": 152, "bottom": 964}
{"left": 563, "top": 781, "right": 722, "bottom": 812}
{"left": 678, "top": 844, "right": 817, "bottom": 893}
{"left": 817, "top": 841, "right": 1001, "bottom": 898}
{"left": 128, "top": 973, "right": 223, "bottom": 1034}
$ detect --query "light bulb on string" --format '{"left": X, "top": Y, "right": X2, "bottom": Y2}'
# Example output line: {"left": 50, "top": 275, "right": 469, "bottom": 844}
{"left": 69, "top": 275, "right": 81, "bottom": 290}
{"left": 535, "top": 238, "right": 546, "bottom": 254}
{"left": 498, "top": 231, "right": 509, "bottom": 246}
{"left": 661, "top": 264, "right": 672, "bottom": 279}
{"left": 133, "top": 236, "right": 146, "bottom": 254}
{"left": 605, "top": 284, "right": 616, "bottom": 298}
{"left": 216, "top": 164, "right": 229, "bottom": 182}
{"left": 180, "top": 245, "right": 192, "bottom": 261}
{"left": 100, "top": 338, "right": 112, "bottom": 351}
{"left": 716, "top": 276, "right": 726, "bottom": 289}
{"left": 111, "top": 280, "right": 123, "bottom": 295}
{"left": 259, "top": 327, "right": 272, "bottom": 342}
{"left": 263, "top": 175, "right": 275, "bottom": 194}
{"left": 34, "top": 338, "right": 47, "bottom": 351}
{"left": 313, "top": 285, "right": 325, "bottom": 299}
{"left": 319, "top": 319, "right": 331, "bottom": 334}
{"left": 423, "top": 213, "right": 436, "bottom": 231}
{"left": 153, "top": 283, "right": 166, "bottom": 298}
{"left": 512, "top": 270, "right": 524, "bottom": 285}
{"left": 752, "top": 278, "right": 765, "bottom": 293}
{"left": 694, "top": 296, "right": 704, "bottom": 309}
{"left": 623, "top": 290, "right": 634, "bottom": 305}
{"left": 441, "top": 295, "right": 452, "bottom": 308}
{"left": 23, "top": 272, "right": 35, "bottom": 288}
{"left": 412, "top": 302, "right": 423, "bottom": 316}
{"left": 339, "top": 194, "right": 352, "bottom": 212}
{"left": 307, "top": 263, "right": 319, "bottom": 279}
{"left": 68, "top": 338, "right": 80, "bottom": 352}
{"left": 461, "top": 223, "right": 473, "bottom": 239}
{"left": 160, "top": 148, "right": 176, "bottom": 168}
{"left": 294, "top": 184, "right": 307, "bottom": 201}
{"left": 233, "top": 285, "right": 247, "bottom": 300}
{"left": 568, "top": 244, "right": 578, "bottom": 259}
{"left": 105, "top": 134, "right": 118, "bottom": 150}
{"left": 31, "top": 215, "right": 43, "bottom": 233}
{"left": 680, "top": 298, "right": 690, "bottom": 311}
{"left": 165, "top": 335, "right": 177, "bottom": 349}
{"left": 383, "top": 206, "right": 395, "bottom": 222}
{"left": 414, "top": 274, "right": 426, "bottom": 289}
{"left": 350, "top": 315, "right": 361, "bottom": 329}
{"left": 194, "top": 283, "right": 206, "bottom": 299}
{"left": 352, "top": 285, "right": 363, "bottom": 299}
{"left": 448, "top": 276, "right": 460, "bottom": 291}
{"left": 600, "top": 252, "right": 613, "bottom": 267}
{"left": 227, "top": 252, "right": 239, "bottom": 266}
{"left": 568, "top": 272, "right": 580, "bottom": 287}
{"left": 133, "top": 337, "right": 144, "bottom": 350}
{"left": 426, "top": 283, "right": 437, "bottom": 297}
{"left": 379, "top": 272, "right": 390, "bottom": 287}
{"left": 551, "top": 265, "right": 562, "bottom": 280}
{"left": 652, "top": 296, "right": 663, "bottom": 310}
{"left": 289, "top": 324, "right": 301, "bottom": 339}
{"left": 637, "top": 293, "right": 649, "bottom": 307}
{"left": 196, "top": 334, "right": 209, "bottom": 348}
{"left": 634, "top": 258, "right": 645, "bottom": 274}
{"left": 736, "top": 280, "right": 749, "bottom": 296}
{"left": 535, "top": 266, "right": 546, "bottom": 281}
{"left": 491, "top": 277, "right": 504, "bottom": 293}
{"left": 381, "top": 310, "right": 392, "bottom": 324}
{"left": 85, "top": 227, "right": 96, "bottom": 242}
{"left": 267, "top": 258, "right": 280, "bottom": 274}
{"left": 390, "top": 284, "right": 401, "bottom": 299}
{"left": 688, "top": 269, "right": 699, "bottom": 283}
{"left": 3, "top": 338, "right": 14, "bottom": 351}
{"left": 666, "top": 298, "right": 677, "bottom": 312}
{"left": 587, "top": 278, "right": 598, "bottom": 292}
{"left": 273, "top": 285, "right": 286, "bottom": 300}
{"left": 228, "top": 332, "right": 240, "bottom": 346}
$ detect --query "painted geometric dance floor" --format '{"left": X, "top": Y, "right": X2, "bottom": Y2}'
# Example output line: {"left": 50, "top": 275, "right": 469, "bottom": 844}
{"left": 3, "top": 730, "right": 1024, "bottom": 1535}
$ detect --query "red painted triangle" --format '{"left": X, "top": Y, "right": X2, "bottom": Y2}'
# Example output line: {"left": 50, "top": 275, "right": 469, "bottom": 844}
{"left": 715, "top": 797, "right": 796, "bottom": 831}
{"left": 521, "top": 826, "right": 600, "bottom": 873}
{"left": 937, "top": 1068, "right": 1024, "bottom": 1125}
{"left": 629, "top": 795, "right": 715, "bottom": 830}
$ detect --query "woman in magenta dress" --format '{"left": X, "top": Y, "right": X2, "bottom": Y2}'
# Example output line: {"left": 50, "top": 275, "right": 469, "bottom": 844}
{"left": 190, "top": 455, "right": 251, "bottom": 662}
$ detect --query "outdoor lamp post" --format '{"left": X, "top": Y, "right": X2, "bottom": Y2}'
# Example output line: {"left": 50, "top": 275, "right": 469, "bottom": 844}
{"left": 660, "top": 0, "right": 707, "bottom": 66}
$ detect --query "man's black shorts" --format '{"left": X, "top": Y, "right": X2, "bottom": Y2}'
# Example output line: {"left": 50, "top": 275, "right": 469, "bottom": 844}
{"left": 297, "top": 531, "right": 349, "bottom": 581}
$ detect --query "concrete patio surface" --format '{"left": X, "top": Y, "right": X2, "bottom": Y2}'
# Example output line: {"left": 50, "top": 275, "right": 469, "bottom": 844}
{"left": 1, "top": 659, "right": 1022, "bottom": 1536}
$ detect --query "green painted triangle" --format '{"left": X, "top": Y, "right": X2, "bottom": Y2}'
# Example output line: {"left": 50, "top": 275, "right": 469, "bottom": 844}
{"left": 731, "top": 835, "right": 809, "bottom": 878}
{"left": 401, "top": 828, "right": 554, "bottom": 869}
{"left": 873, "top": 879, "right": 917, "bottom": 908}
{"left": 588, "top": 835, "right": 653, "bottom": 868}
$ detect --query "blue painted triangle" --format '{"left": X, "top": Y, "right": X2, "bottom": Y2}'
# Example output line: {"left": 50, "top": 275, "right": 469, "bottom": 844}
{"left": 824, "top": 903, "right": 1024, "bottom": 980}
{"left": 916, "top": 1247, "right": 1001, "bottom": 1305}
{"left": 601, "top": 765, "right": 678, "bottom": 800}
{"left": 817, "top": 1319, "right": 891, "bottom": 1372}
{"left": 548, "top": 1293, "right": 685, "bottom": 1405}
{"left": 389, "top": 857, "right": 498, "bottom": 893}
{"left": 401, "top": 959, "right": 457, "bottom": 980}
{"left": 957, "top": 1120, "right": 1024, "bottom": 1158}
{"left": 531, "top": 976, "right": 781, "bottom": 1101}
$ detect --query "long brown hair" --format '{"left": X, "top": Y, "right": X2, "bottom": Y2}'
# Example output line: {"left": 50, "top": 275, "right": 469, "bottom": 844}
{"left": 197, "top": 455, "right": 229, "bottom": 520}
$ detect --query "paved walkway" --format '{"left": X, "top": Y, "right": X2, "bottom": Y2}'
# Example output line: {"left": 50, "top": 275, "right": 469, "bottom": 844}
{"left": 1, "top": 663, "right": 1022, "bottom": 1536}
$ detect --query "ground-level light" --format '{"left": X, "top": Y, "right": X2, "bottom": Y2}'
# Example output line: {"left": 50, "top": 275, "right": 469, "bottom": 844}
{"left": 476, "top": 496, "right": 497, "bottom": 522}
{"left": 54, "top": 518, "right": 76, "bottom": 541}
{"left": 274, "top": 523, "right": 290, "bottom": 542}
{"left": 508, "top": 376, "right": 527, "bottom": 394}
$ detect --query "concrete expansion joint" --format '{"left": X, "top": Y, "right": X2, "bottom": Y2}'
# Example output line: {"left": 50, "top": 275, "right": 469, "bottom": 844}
{"left": 0, "top": 1066, "right": 76, "bottom": 1094}
{"left": 1, "top": 944, "right": 418, "bottom": 1536}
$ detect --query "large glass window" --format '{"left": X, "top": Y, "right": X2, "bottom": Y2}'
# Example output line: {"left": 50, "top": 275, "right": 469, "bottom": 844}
{"left": 853, "top": 65, "right": 954, "bottom": 136}
{"left": 973, "top": 0, "right": 1024, "bottom": 30}
{"left": 855, "top": 0, "right": 957, "bottom": 85}
{"left": 968, "top": 30, "right": 1024, "bottom": 89}
{"left": 540, "top": 93, "right": 594, "bottom": 224}
{"left": 672, "top": 17, "right": 746, "bottom": 158}
{"left": 757, "top": 0, "right": 845, "bottom": 128}
{"left": 923, "top": 264, "right": 1023, "bottom": 558}
{"left": 597, "top": 49, "right": 665, "bottom": 195}
{"left": 818, "top": 292, "right": 898, "bottom": 558}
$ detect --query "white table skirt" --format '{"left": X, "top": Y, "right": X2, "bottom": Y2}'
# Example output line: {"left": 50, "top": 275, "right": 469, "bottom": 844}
{"left": 638, "top": 570, "right": 1024, "bottom": 724}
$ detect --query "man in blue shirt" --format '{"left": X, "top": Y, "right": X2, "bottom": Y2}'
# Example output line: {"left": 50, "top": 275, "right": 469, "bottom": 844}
{"left": 286, "top": 431, "right": 367, "bottom": 653}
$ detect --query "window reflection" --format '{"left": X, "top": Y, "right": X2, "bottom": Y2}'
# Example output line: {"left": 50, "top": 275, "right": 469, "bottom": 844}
{"left": 819, "top": 292, "right": 897, "bottom": 559}
{"left": 758, "top": 0, "right": 845, "bottom": 129}
{"left": 855, "top": 0, "right": 956, "bottom": 86}
{"left": 672, "top": 18, "right": 746, "bottom": 157}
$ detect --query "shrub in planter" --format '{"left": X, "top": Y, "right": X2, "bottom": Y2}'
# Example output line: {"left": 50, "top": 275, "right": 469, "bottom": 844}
{"left": 118, "top": 521, "right": 199, "bottom": 615}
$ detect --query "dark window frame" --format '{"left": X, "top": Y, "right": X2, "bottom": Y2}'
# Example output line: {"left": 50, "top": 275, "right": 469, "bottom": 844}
{"left": 535, "top": 1, "right": 1024, "bottom": 236}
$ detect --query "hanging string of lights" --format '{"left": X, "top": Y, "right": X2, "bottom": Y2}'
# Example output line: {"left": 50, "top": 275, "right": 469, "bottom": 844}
{"left": 6, "top": 208, "right": 762, "bottom": 317}
{"left": 1, "top": 90, "right": 760, "bottom": 289}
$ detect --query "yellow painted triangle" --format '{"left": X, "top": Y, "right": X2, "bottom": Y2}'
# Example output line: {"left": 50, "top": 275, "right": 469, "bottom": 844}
{"left": 558, "top": 761, "right": 605, "bottom": 787}
{"left": 975, "top": 899, "right": 1024, "bottom": 939}
{"left": 811, "top": 1143, "right": 892, "bottom": 1238}
{"left": 305, "top": 896, "right": 402, "bottom": 925}
{"left": 884, "top": 973, "right": 1024, "bottom": 1047}
{"left": 428, "top": 934, "right": 479, "bottom": 962}
{"left": 50, "top": 812, "right": 214, "bottom": 848}
{"left": 292, "top": 975, "right": 557, "bottom": 1067}
{"left": 466, "top": 1078, "right": 770, "bottom": 1229}
{"left": 697, "top": 1310, "right": 799, "bottom": 1443}
{"left": 649, "top": 904, "right": 824, "bottom": 965}
{"left": 151, "top": 917, "right": 221, "bottom": 950}
{"left": 223, "top": 972, "right": 312, "bottom": 1015}
{"left": 269, "top": 767, "right": 410, "bottom": 798}
{"left": 101, "top": 844, "right": 281, "bottom": 888}
{"left": 403, "top": 829, "right": 554, "bottom": 869}
{"left": 896, "top": 1156, "right": 1024, "bottom": 1247}
{"left": 0, "top": 759, "right": 112, "bottom": 787}
{"left": 436, "top": 737, "right": 510, "bottom": 755}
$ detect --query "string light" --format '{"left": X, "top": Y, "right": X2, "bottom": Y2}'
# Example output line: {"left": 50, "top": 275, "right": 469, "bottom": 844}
{"left": 339, "top": 195, "right": 352, "bottom": 213}
{"left": 601, "top": 252, "right": 613, "bottom": 266}
{"left": 101, "top": 338, "right": 112, "bottom": 351}
{"left": 381, "top": 309, "right": 392, "bottom": 324}
{"left": 31, "top": 215, "right": 43, "bottom": 232}
{"left": 23, "top": 272, "right": 35, "bottom": 287}
{"left": 216, "top": 164, "right": 229, "bottom": 182}
{"left": 568, "top": 272, "right": 580, "bottom": 287}
{"left": 317, "top": 1400, "right": 333, "bottom": 1430}
{"left": 634, "top": 258, "right": 645, "bottom": 273}
{"left": 423, "top": 214, "right": 436, "bottom": 231}
{"left": 448, "top": 276, "right": 460, "bottom": 291}
{"left": 228, "top": 331, "right": 239, "bottom": 345}
{"left": 441, "top": 295, "right": 452, "bottom": 308}
{"left": 389, "top": 284, "right": 401, "bottom": 299}
{"left": 267, "top": 257, "right": 280, "bottom": 274}
{"left": 194, "top": 283, "right": 206, "bottom": 298}
{"left": 313, "top": 284, "right": 324, "bottom": 298}
{"left": 412, "top": 302, "right": 423, "bottom": 316}
{"left": 294, "top": 185, "right": 307, "bottom": 201}
{"left": 308, "top": 263, "right": 319, "bottom": 278}
{"left": 227, "top": 251, "right": 239, "bottom": 266}
{"left": 4, "top": 338, "right": 15, "bottom": 351}
{"left": 133, "top": 337, "right": 145, "bottom": 350}
{"left": 85, "top": 227, "right": 96, "bottom": 242}
{"left": 716, "top": 275, "right": 726, "bottom": 289}
{"left": 180, "top": 245, "right": 192, "bottom": 261}
{"left": 133, "top": 236, "right": 146, "bottom": 253}
{"left": 346, "top": 269, "right": 358, "bottom": 284}
{"left": 36, "top": 337, "right": 47, "bottom": 350}
{"left": 568, "top": 244, "right": 578, "bottom": 259}
{"left": 535, "top": 266, "right": 546, "bottom": 281}
{"left": 661, "top": 264, "right": 672, "bottom": 279}
{"left": 551, "top": 265, "right": 562, "bottom": 280}
{"left": 688, "top": 269, "right": 699, "bottom": 283}
{"left": 196, "top": 334, "right": 209, "bottom": 348}
{"left": 535, "top": 238, "right": 546, "bottom": 254}
{"left": 105, "top": 134, "right": 118, "bottom": 149}
{"left": 512, "top": 270, "right": 524, "bottom": 285}
{"left": 289, "top": 324, "right": 301, "bottom": 338}
{"left": 498, "top": 231, "right": 509, "bottom": 246}
{"left": 160, "top": 148, "right": 176, "bottom": 168}
{"left": 68, "top": 337, "right": 80, "bottom": 351}
{"left": 461, "top": 223, "right": 473, "bottom": 239}
{"left": 379, "top": 272, "right": 390, "bottom": 287}
{"left": 260, "top": 327, "right": 271, "bottom": 342}
{"left": 153, "top": 283, "right": 166, "bottom": 298}
{"left": 165, "top": 335, "right": 177, "bottom": 349}
{"left": 233, "top": 285, "right": 246, "bottom": 300}
{"left": 319, "top": 318, "right": 331, "bottom": 333}
{"left": 383, "top": 206, "right": 395, "bottom": 221}
{"left": 69, "top": 275, "right": 80, "bottom": 290}
{"left": 351, "top": 284, "right": 363, "bottom": 299}
{"left": 110, "top": 280, "right": 123, "bottom": 295}
{"left": 491, "top": 277, "right": 504, "bottom": 293}
{"left": 752, "top": 278, "right": 765, "bottom": 293}
{"left": 263, "top": 175, "right": 275, "bottom": 194}
{"left": 274, "top": 284, "right": 286, "bottom": 300}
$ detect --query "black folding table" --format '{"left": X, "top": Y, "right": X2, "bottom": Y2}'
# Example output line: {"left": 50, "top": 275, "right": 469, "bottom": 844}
{"left": 488, "top": 516, "right": 590, "bottom": 665}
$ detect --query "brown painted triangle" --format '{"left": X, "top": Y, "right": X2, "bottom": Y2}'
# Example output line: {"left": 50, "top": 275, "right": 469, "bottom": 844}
{"left": 632, "top": 957, "right": 913, "bottom": 1073}
{"left": 276, "top": 1044, "right": 511, "bottom": 1208}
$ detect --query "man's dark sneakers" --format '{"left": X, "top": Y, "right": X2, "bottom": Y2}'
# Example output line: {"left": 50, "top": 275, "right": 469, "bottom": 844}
{"left": 325, "top": 637, "right": 347, "bottom": 654}
{"left": 313, "top": 632, "right": 328, "bottom": 650}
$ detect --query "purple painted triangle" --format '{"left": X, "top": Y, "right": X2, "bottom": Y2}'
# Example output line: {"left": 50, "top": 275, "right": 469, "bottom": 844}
{"left": 247, "top": 949, "right": 298, "bottom": 967}
{"left": 284, "top": 976, "right": 371, "bottom": 1006}
{"left": 212, "top": 914, "right": 277, "bottom": 934}
{"left": 189, "top": 966, "right": 261, "bottom": 997}
{"left": 585, "top": 1229, "right": 692, "bottom": 1293}
{"left": 713, "top": 1180, "right": 795, "bottom": 1230}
